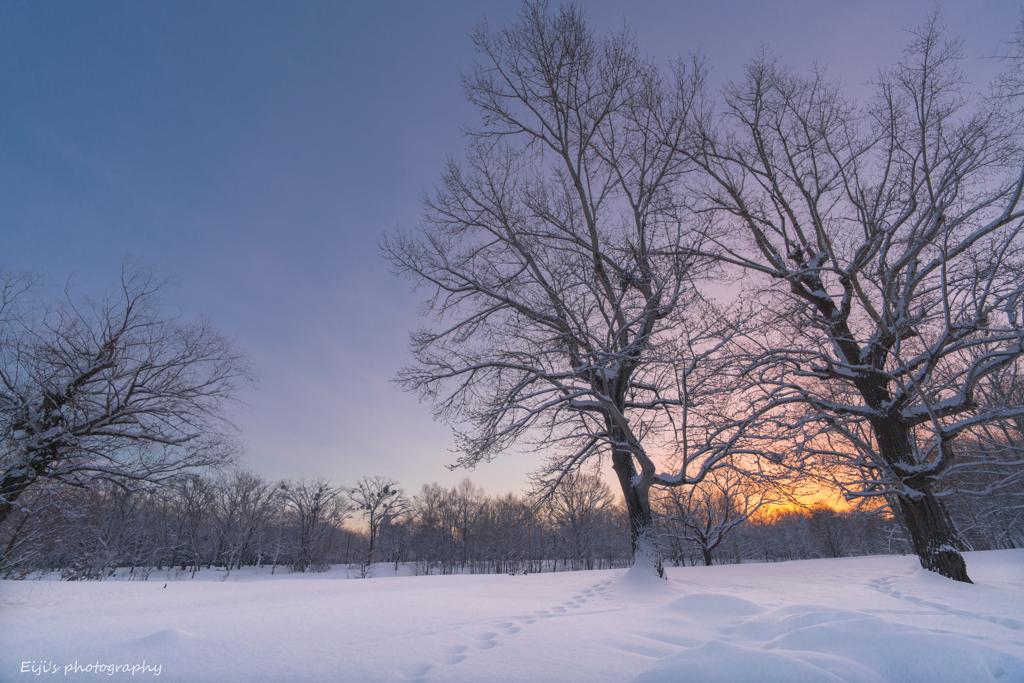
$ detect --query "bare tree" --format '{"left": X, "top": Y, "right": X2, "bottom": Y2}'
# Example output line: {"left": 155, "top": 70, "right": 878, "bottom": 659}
{"left": 655, "top": 468, "right": 773, "bottom": 566}
{"left": 543, "top": 470, "right": 616, "bottom": 570}
{"left": 209, "top": 469, "right": 282, "bottom": 572}
{"left": 58, "top": 483, "right": 152, "bottom": 581}
{"left": 941, "top": 363, "right": 1024, "bottom": 549}
{"left": 380, "top": 507, "right": 417, "bottom": 573}
{"left": 347, "top": 476, "right": 409, "bottom": 575}
{"left": 682, "top": 16, "right": 1024, "bottom": 581}
{"left": 478, "top": 492, "right": 535, "bottom": 575}
{"left": 995, "top": 19, "right": 1024, "bottom": 101}
{"left": 384, "top": 1, "right": 749, "bottom": 576}
{"left": 0, "top": 266, "right": 252, "bottom": 527}
{"left": 167, "top": 475, "right": 215, "bottom": 576}
{"left": 280, "top": 478, "right": 349, "bottom": 573}
{"left": 410, "top": 482, "right": 459, "bottom": 575}
{"left": 448, "top": 478, "right": 485, "bottom": 571}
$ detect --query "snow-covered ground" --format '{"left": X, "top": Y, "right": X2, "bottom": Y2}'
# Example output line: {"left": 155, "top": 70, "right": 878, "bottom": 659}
{"left": 2, "top": 550, "right": 1022, "bottom": 682}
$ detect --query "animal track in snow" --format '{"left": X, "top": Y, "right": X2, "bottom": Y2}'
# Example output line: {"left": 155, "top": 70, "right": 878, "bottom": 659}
{"left": 408, "top": 575, "right": 616, "bottom": 678}
{"left": 869, "top": 574, "right": 1023, "bottom": 631}
{"left": 399, "top": 662, "right": 433, "bottom": 680}
{"left": 473, "top": 631, "right": 498, "bottom": 649}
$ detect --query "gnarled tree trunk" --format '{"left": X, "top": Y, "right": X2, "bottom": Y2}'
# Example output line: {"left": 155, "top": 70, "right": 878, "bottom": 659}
{"left": 610, "top": 443, "right": 664, "bottom": 578}
{"left": 872, "top": 415, "right": 972, "bottom": 583}
{"left": 896, "top": 484, "right": 972, "bottom": 583}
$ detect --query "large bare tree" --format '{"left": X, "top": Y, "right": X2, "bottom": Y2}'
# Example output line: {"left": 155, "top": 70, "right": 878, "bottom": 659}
{"left": 0, "top": 266, "right": 252, "bottom": 526}
{"left": 682, "top": 17, "right": 1024, "bottom": 581}
{"left": 384, "top": 2, "right": 746, "bottom": 575}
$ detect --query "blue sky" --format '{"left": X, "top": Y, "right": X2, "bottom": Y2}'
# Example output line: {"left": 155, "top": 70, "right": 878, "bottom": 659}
{"left": 1, "top": 0, "right": 1018, "bottom": 497}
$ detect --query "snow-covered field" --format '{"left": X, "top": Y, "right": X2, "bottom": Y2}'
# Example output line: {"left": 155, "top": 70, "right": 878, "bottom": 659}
{"left": 2, "top": 550, "right": 1022, "bottom": 682}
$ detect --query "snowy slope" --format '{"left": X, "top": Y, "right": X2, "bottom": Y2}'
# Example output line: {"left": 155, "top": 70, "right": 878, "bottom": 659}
{"left": 1, "top": 550, "right": 1022, "bottom": 682}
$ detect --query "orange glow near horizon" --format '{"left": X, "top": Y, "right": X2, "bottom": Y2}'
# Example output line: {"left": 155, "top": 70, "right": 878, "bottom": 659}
{"left": 757, "top": 490, "right": 853, "bottom": 520}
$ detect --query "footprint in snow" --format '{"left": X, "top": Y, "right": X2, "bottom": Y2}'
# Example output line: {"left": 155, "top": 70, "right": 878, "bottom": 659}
{"left": 441, "top": 644, "right": 467, "bottom": 663}
{"left": 432, "top": 615, "right": 532, "bottom": 672}
{"left": 873, "top": 581, "right": 1024, "bottom": 632}
{"left": 473, "top": 631, "right": 498, "bottom": 649}
{"left": 399, "top": 662, "right": 433, "bottom": 679}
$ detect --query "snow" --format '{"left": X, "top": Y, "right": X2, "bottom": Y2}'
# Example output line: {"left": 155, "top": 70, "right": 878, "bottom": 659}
{"left": 2, "top": 550, "right": 1023, "bottom": 682}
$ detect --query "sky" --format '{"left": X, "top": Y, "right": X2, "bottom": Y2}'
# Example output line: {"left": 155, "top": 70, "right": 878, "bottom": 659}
{"left": 1, "top": 0, "right": 1019, "bottom": 499}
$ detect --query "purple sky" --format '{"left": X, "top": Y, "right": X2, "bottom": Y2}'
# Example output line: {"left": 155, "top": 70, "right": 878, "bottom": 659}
{"left": 2, "top": 0, "right": 1018, "bottom": 497}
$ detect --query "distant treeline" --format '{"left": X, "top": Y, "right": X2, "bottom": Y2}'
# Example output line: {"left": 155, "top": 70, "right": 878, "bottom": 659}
{"left": 0, "top": 467, "right": 1018, "bottom": 580}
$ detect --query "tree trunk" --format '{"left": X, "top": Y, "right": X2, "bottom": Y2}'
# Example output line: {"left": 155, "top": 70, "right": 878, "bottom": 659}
{"left": 0, "top": 452, "right": 48, "bottom": 527}
{"left": 610, "top": 444, "right": 664, "bottom": 578}
{"left": 701, "top": 547, "right": 713, "bottom": 567}
{"left": 366, "top": 523, "right": 377, "bottom": 566}
{"left": 870, "top": 415, "right": 972, "bottom": 583}
{"left": 896, "top": 485, "right": 972, "bottom": 583}
{"left": 0, "top": 476, "right": 29, "bottom": 528}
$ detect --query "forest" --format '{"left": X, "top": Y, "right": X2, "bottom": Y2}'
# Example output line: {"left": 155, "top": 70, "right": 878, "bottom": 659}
{"left": 1, "top": 464, "right": 1019, "bottom": 581}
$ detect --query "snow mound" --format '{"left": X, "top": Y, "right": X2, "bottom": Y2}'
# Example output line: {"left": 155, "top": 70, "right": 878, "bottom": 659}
{"left": 729, "top": 605, "right": 868, "bottom": 640}
{"left": 766, "top": 617, "right": 1024, "bottom": 682}
{"left": 619, "top": 563, "right": 670, "bottom": 589}
{"left": 630, "top": 639, "right": 876, "bottom": 683}
{"left": 131, "top": 629, "right": 195, "bottom": 647}
{"left": 661, "top": 593, "right": 765, "bottom": 618}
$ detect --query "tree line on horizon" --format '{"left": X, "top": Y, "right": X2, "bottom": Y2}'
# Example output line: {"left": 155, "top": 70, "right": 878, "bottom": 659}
{"left": 1, "top": 465, "right": 1018, "bottom": 581}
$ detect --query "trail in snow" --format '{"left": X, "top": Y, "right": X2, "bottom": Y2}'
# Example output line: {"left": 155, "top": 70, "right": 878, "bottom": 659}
{"left": 394, "top": 574, "right": 620, "bottom": 682}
